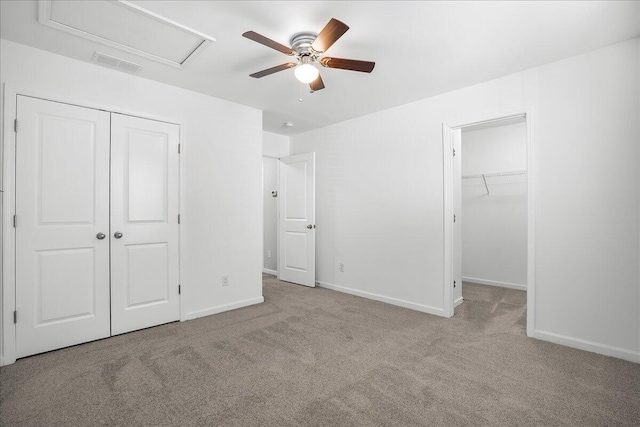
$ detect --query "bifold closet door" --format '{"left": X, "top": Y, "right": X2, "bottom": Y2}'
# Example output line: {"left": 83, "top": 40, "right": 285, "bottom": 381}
{"left": 15, "top": 96, "right": 111, "bottom": 358}
{"left": 110, "top": 114, "right": 180, "bottom": 335}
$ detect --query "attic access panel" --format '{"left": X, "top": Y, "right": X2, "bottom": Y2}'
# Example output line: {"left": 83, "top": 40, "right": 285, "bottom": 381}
{"left": 38, "top": 0, "right": 215, "bottom": 69}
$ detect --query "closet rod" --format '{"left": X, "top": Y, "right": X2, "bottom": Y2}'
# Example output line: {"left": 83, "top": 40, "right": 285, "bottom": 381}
{"left": 462, "top": 170, "right": 527, "bottom": 180}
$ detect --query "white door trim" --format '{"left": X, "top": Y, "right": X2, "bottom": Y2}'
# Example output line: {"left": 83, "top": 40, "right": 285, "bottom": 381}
{"left": 1, "top": 85, "right": 19, "bottom": 366}
{"left": 442, "top": 106, "right": 536, "bottom": 338}
{"left": 1, "top": 84, "right": 185, "bottom": 366}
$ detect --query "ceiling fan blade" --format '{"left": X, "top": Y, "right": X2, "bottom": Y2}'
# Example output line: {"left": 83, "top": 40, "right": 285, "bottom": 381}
{"left": 250, "top": 62, "right": 297, "bottom": 78}
{"left": 309, "top": 74, "right": 325, "bottom": 92}
{"left": 311, "top": 18, "right": 349, "bottom": 53}
{"left": 242, "top": 31, "right": 294, "bottom": 55}
{"left": 320, "top": 57, "right": 375, "bottom": 73}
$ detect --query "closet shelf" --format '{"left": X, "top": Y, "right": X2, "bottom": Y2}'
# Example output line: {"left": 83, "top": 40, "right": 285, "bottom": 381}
{"left": 462, "top": 170, "right": 527, "bottom": 180}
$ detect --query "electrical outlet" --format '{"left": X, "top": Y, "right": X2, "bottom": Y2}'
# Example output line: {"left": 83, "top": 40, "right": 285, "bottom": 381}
{"left": 339, "top": 262, "right": 344, "bottom": 273}
{"left": 222, "top": 275, "right": 229, "bottom": 287}
{"left": 268, "top": 250, "right": 272, "bottom": 259}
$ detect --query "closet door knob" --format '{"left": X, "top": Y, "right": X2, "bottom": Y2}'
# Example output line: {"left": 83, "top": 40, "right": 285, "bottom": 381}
{"left": 114, "top": 231, "right": 123, "bottom": 239}
{"left": 96, "top": 232, "right": 106, "bottom": 240}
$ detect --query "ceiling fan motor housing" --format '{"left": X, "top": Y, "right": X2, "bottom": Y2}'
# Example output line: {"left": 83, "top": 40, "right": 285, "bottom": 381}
{"left": 290, "top": 32, "right": 318, "bottom": 54}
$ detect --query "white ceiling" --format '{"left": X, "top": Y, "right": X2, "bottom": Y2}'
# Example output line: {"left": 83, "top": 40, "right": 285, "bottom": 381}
{"left": 1, "top": 1, "right": 639, "bottom": 136}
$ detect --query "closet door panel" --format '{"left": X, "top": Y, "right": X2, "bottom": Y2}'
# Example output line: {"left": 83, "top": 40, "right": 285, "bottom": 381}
{"left": 126, "top": 131, "right": 167, "bottom": 222}
{"left": 110, "top": 114, "right": 180, "bottom": 335}
{"left": 15, "top": 96, "right": 111, "bottom": 358}
{"left": 125, "top": 243, "right": 169, "bottom": 306}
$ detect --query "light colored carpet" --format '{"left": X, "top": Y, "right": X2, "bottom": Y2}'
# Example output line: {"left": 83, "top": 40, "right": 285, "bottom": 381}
{"left": 1, "top": 276, "right": 639, "bottom": 426}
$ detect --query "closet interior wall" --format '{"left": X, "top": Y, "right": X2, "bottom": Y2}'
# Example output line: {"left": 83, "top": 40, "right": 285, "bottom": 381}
{"left": 461, "top": 120, "right": 528, "bottom": 290}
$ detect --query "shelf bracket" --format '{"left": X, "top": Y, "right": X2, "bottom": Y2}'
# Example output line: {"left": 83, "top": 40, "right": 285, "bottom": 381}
{"left": 482, "top": 174, "right": 490, "bottom": 196}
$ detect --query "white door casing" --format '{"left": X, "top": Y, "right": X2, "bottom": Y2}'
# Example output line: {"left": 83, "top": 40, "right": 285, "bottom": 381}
{"left": 110, "top": 114, "right": 180, "bottom": 335}
{"left": 278, "top": 153, "right": 316, "bottom": 287}
{"left": 453, "top": 129, "right": 463, "bottom": 305}
{"left": 15, "top": 96, "right": 111, "bottom": 358}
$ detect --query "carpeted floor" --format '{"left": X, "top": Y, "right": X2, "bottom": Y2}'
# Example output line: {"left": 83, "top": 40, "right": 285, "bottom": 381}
{"left": 1, "top": 275, "right": 639, "bottom": 426}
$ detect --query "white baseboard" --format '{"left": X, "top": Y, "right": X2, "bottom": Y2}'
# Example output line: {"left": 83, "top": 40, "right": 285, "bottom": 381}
{"left": 463, "top": 276, "right": 527, "bottom": 291}
{"left": 262, "top": 268, "right": 277, "bottom": 276}
{"left": 185, "top": 296, "right": 264, "bottom": 321}
{"left": 533, "top": 329, "right": 640, "bottom": 364}
{"left": 454, "top": 296, "right": 464, "bottom": 307}
{"left": 316, "top": 281, "right": 445, "bottom": 317}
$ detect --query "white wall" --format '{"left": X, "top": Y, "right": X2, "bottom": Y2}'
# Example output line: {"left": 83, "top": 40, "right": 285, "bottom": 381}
{"left": 291, "top": 38, "right": 640, "bottom": 362}
{"left": 461, "top": 122, "right": 527, "bottom": 289}
{"left": 0, "top": 40, "right": 264, "bottom": 363}
{"left": 462, "top": 122, "right": 527, "bottom": 175}
{"left": 263, "top": 131, "right": 289, "bottom": 158}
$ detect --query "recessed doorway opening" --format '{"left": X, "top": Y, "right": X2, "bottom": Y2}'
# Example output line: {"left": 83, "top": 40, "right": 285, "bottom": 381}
{"left": 443, "top": 111, "right": 534, "bottom": 337}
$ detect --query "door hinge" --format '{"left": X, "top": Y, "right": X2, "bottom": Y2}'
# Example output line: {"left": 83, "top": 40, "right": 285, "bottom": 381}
{"left": 14, "top": 119, "right": 18, "bottom": 133}
{"left": 178, "top": 284, "right": 181, "bottom": 295}
{"left": 454, "top": 280, "right": 456, "bottom": 289}
{"left": 13, "top": 215, "right": 16, "bottom": 228}
{"left": 453, "top": 214, "right": 456, "bottom": 223}
{"left": 13, "top": 310, "right": 17, "bottom": 324}
{"left": 453, "top": 148, "right": 456, "bottom": 157}
{"left": 178, "top": 144, "right": 181, "bottom": 154}
{"left": 178, "top": 214, "right": 181, "bottom": 224}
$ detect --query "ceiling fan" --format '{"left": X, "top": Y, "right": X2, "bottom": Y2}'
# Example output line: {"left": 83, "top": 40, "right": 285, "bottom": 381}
{"left": 242, "top": 18, "right": 375, "bottom": 92}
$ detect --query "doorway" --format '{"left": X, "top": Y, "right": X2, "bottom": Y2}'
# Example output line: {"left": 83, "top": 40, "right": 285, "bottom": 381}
{"left": 261, "top": 152, "right": 316, "bottom": 287}
{"left": 443, "top": 111, "right": 535, "bottom": 336}
{"left": 262, "top": 156, "right": 279, "bottom": 276}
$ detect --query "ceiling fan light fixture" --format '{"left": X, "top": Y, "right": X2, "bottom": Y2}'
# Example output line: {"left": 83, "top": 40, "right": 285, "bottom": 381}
{"left": 294, "top": 56, "right": 319, "bottom": 83}
{"left": 295, "top": 64, "right": 319, "bottom": 83}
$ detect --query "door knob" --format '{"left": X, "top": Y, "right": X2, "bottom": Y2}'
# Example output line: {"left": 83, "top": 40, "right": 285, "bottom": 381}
{"left": 114, "top": 231, "right": 123, "bottom": 239}
{"left": 96, "top": 232, "right": 106, "bottom": 240}
{"left": 307, "top": 224, "right": 313, "bottom": 229}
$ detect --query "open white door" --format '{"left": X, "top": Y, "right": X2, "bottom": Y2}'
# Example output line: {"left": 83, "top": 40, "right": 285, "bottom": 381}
{"left": 453, "top": 130, "right": 462, "bottom": 305}
{"left": 278, "top": 153, "right": 315, "bottom": 287}
{"left": 110, "top": 114, "right": 180, "bottom": 335}
{"left": 15, "top": 96, "right": 111, "bottom": 358}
